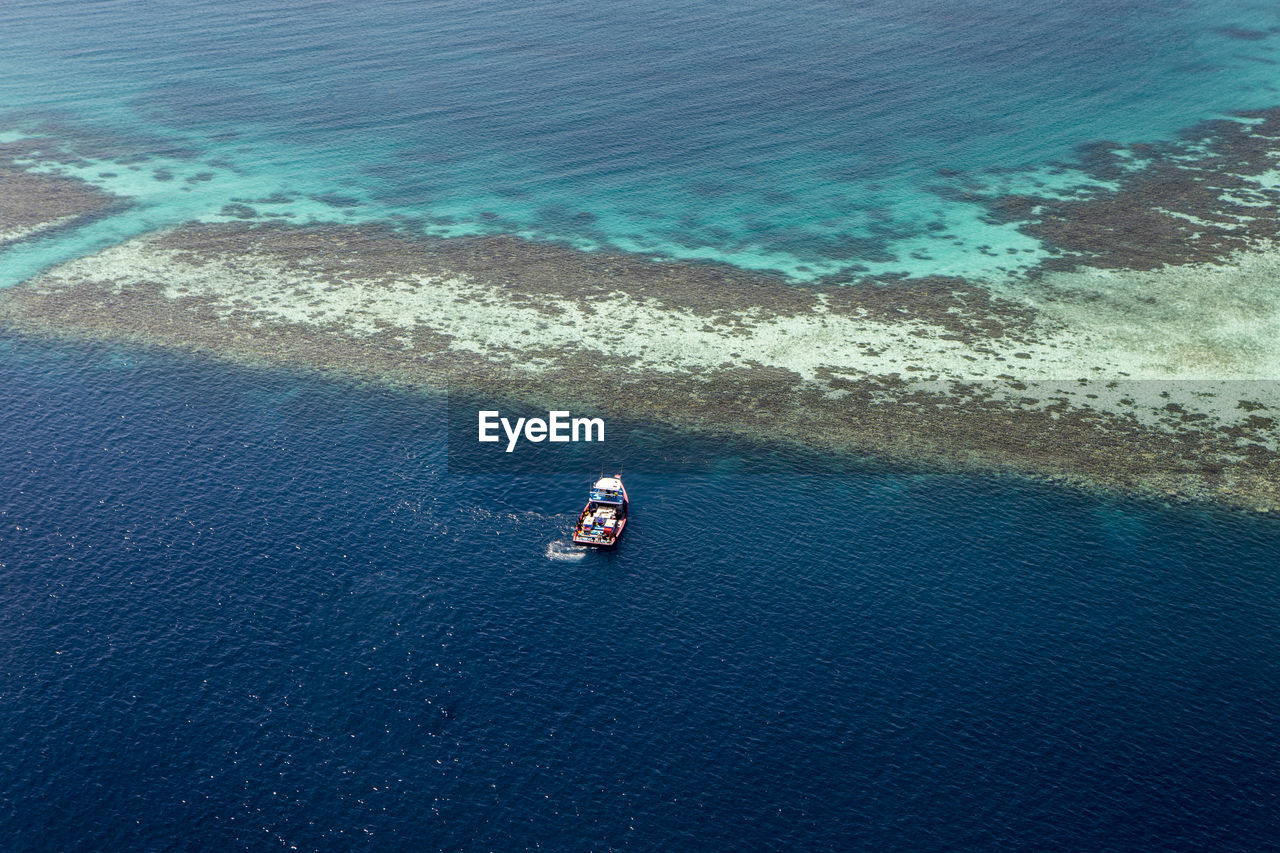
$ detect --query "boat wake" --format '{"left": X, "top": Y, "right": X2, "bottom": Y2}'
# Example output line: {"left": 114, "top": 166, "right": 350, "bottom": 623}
{"left": 545, "top": 540, "right": 588, "bottom": 562}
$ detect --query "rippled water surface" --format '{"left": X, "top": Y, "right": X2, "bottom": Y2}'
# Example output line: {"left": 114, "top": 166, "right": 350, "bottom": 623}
{"left": 2, "top": 336, "right": 1278, "bottom": 850}
{"left": 1, "top": 0, "right": 1279, "bottom": 280}
{"left": 3, "top": 1, "right": 1280, "bottom": 849}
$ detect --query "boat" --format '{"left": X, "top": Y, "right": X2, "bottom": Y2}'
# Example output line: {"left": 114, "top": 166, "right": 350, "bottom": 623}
{"left": 572, "top": 474, "right": 629, "bottom": 547}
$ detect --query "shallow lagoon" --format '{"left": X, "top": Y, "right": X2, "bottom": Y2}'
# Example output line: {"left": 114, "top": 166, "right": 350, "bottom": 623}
{"left": 2, "top": 0, "right": 1280, "bottom": 281}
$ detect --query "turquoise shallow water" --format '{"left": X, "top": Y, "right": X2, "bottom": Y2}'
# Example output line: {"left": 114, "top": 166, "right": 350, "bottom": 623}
{"left": 2, "top": 0, "right": 1280, "bottom": 283}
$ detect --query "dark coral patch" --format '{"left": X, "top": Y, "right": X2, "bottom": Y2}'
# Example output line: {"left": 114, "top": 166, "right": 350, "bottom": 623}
{"left": 220, "top": 203, "right": 257, "bottom": 219}
{"left": 0, "top": 167, "right": 128, "bottom": 245}
{"left": 818, "top": 274, "right": 1039, "bottom": 344}
{"left": 982, "top": 107, "right": 1280, "bottom": 271}
{"left": 1213, "top": 26, "right": 1269, "bottom": 41}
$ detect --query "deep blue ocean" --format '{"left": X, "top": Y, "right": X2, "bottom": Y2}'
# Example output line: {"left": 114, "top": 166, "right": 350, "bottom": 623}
{"left": 3, "top": 1, "right": 1280, "bottom": 850}
{"left": 3, "top": 335, "right": 1279, "bottom": 851}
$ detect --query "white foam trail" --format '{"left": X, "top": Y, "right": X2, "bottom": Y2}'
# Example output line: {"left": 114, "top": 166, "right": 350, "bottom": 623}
{"left": 545, "top": 540, "right": 587, "bottom": 561}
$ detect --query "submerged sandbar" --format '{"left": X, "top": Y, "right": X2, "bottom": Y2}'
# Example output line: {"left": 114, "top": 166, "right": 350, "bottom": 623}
{"left": 1, "top": 216, "right": 1276, "bottom": 513}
